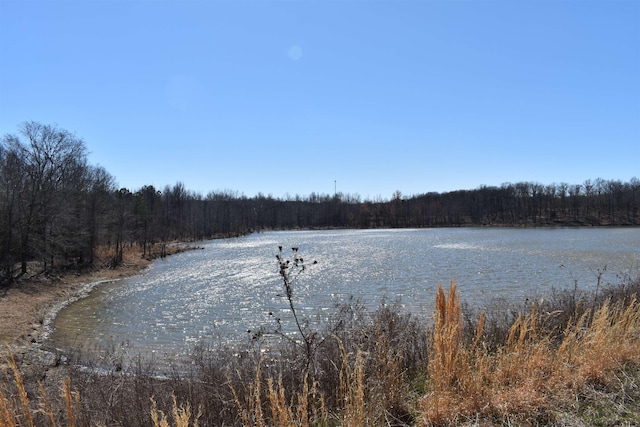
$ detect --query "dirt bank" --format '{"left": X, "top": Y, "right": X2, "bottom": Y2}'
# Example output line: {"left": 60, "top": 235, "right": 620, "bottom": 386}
{"left": 0, "top": 244, "right": 199, "bottom": 358}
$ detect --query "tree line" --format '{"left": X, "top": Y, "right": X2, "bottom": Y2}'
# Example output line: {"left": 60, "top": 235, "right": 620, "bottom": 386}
{"left": 1, "top": 121, "right": 638, "bottom": 286}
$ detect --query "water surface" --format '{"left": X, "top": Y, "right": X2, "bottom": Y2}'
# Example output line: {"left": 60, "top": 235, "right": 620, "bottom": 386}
{"left": 48, "top": 228, "right": 640, "bottom": 367}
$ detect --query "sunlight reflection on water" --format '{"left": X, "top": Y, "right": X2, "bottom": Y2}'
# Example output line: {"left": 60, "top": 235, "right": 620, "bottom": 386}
{"left": 49, "top": 228, "right": 640, "bottom": 368}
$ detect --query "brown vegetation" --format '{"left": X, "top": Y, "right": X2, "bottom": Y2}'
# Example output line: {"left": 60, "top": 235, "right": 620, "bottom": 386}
{"left": 2, "top": 271, "right": 639, "bottom": 426}
{"left": 0, "top": 352, "right": 80, "bottom": 427}
{"left": 422, "top": 282, "right": 640, "bottom": 425}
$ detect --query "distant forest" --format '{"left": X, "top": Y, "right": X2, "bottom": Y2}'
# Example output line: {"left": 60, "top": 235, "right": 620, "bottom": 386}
{"left": 1, "top": 122, "right": 639, "bottom": 285}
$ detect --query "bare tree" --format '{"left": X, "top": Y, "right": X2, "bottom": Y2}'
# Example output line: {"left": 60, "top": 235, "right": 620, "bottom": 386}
{"left": 2, "top": 121, "right": 88, "bottom": 275}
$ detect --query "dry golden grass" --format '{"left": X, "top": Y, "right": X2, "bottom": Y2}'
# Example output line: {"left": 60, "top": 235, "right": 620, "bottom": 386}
{"left": 228, "top": 359, "right": 265, "bottom": 427}
{"left": 228, "top": 337, "right": 372, "bottom": 426}
{"left": 1, "top": 350, "right": 199, "bottom": 427}
{"left": 3, "top": 280, "right": 639, "bottom": 426}
{"left": 337, "top": 340, "right": 367, "bottom": 426}
{"left": 428, "top": 282, "right": 463, "bottom": 395}
{"left": 150, "top": 395, "right": 201, "bottom": 427}
{"left": 265, "top": 373, "right": 329, "bottom": 427}
{"left": 420, "top": 283, "right": 640, "bottom": 426}
{"left": 0, "top": 351, "right": 79, "bottom": 427}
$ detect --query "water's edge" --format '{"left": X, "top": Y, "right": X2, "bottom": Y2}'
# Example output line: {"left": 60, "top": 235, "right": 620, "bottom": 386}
{"left": 41, "top": 279, "right": 123, "bottom": 346}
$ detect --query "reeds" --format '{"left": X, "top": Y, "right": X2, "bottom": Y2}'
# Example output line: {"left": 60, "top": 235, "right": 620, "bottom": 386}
{"left": 420, "top": 283, "right": 640, "bottom": 426}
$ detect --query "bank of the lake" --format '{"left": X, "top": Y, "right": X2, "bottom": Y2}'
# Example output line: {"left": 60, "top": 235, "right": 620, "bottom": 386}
{"left": 0, "top": 243, "right": 200, "bottom": 364}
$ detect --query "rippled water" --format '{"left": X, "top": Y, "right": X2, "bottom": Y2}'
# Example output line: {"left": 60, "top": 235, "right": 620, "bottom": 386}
{"left": 48, "top": 228, "right": 640, "bottom": 367}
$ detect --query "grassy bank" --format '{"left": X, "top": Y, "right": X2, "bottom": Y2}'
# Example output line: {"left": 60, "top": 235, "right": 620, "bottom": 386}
{"left": 2, "top": 267, "right": 640, "bottom": 426}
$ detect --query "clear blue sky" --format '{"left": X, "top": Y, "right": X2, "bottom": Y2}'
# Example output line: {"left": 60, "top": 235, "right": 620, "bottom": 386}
{"left": 1, "top": 0, "right": 638, "bottom": 200}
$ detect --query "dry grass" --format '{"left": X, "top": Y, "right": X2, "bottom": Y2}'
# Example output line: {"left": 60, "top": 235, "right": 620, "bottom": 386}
{"left": 150, "top": 395, "right": 201, "bottom": 427}
{"left": 1, "top": 350, "right": 200, "bottom": 427}
{"left": 0, "top": 351, "right": 79, "bottom": 427}
{"left": 3, "top": 278, "right": 640, "bottom": 426}
{"left": 228, "top": 338, "right": 370, "bottom": 426}
{"left": 428, "top": 282, "right": 463, "bottom": 396}
{"left": 337, "top": 340, "right": 367, "bottom": 426}
{"left": 420, "top": 283, "right": 640, "bottom": 426}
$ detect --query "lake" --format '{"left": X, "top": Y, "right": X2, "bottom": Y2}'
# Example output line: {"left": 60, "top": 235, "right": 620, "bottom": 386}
{"left": 47, "top": 228, "right": 640, "bottom": 368}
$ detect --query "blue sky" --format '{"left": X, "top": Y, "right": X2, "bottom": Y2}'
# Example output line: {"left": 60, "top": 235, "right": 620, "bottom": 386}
{"left": 1, "top": 0, "right": 638, "bottom": 200}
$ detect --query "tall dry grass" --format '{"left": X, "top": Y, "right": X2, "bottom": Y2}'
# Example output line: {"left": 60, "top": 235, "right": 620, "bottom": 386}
{"left": 0, "top": 352, "right": 79, "bottom": 427}
{"left": 420, "top": 282, "right": 640, "bottom": 426}
{"left": 150, "top": 395, "right": 201, "bottom": 427}
{"left": 228, "top": 337, "right": 372, "bottom": 426}
{"left": 428, "top": 282, "right": 463, "bottom": 395}
{"left": 1, "top": 351, "right": 200, "bottom": 427}
{"left": 3, "top": 277, "right": 639, "bottom": 426}
{"left": 337, "top": 340, "right": 367, "bottom": 426}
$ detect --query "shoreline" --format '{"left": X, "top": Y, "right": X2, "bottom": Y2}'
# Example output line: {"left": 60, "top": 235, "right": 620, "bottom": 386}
{"left": 0, "top": 244, "right": 199, "bottom": 362}
{"left": 39, "top": 278, "right": 125, "bottom": 345}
